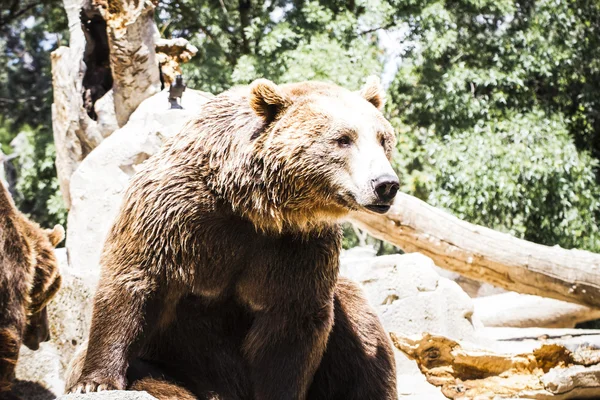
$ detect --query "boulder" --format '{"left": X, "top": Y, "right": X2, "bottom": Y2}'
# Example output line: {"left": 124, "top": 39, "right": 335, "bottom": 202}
{"left": 432, "top": 267, "right": 506, "bottom": 298}
{"left": 66, "top": 89, "right": 212, "bottom": 273}
{"left": 340, "top": 248, "right": 485, "bottom": 398}
{"left": 340, "top": 249, "right": 483, "bottom": 342}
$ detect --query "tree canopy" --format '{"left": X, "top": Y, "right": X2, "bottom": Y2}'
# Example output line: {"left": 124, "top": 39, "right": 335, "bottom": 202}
{"left": 387, "top": 0, "right": 600, "bottom": 251}
{"left": 2, "top": 0, "right": 600, "bottom": 251}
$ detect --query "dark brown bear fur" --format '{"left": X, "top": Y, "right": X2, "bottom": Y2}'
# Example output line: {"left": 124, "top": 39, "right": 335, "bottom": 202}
{"left": 0, "top": 181, "right": 64, "bottom": 398}
{"left": 67, "top": 78, "right": 398, "bottom": 399}
{"left": 66, "top": 277, "right": 396, "bottom": 400}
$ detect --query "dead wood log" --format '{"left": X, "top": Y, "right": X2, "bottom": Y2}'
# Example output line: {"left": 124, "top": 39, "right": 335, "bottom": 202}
{"left": 392, "top": 331, "right": 600, "bottom": 399}
{"left": 482, "top": 327, "right": 600, "bottom": 344}
{"left": 52, "top": 0, "right": 196, "bottom": 207}
{"left": 94, "top": 0, "right": 162, "bottom": 127}
{"left": 51, "top": 0, "right": 106, "bottom": 208}
{"left": 349, "top": 192, "right": 600, "bottom": 308}
{"left": 156, "top": 38, "right": 198, "bottom": 86}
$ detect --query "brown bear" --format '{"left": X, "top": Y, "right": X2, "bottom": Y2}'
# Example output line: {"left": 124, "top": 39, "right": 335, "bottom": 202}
{"left": 67, "top": 77, "right": 399, "bottom": 399}
{"left": 0, "top": 181, "right": 64, "bottom": 399}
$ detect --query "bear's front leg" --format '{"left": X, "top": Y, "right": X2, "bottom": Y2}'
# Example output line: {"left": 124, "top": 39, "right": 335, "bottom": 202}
{"left": 242, "top": 302, "right": 334, "bottom": 400}
{"left": 67, "top": 271, "right": 161, "bottom": 394}
{"left": 0, "top": 326, "right": 22, "bottom": 396}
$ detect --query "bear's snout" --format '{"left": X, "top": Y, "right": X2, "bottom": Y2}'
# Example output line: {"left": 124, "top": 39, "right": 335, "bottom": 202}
{"left": 372, "top": 174, "right": 399, "bottom": 203}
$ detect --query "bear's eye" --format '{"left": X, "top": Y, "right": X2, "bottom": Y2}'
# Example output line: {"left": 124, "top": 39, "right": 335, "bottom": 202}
{"left": 380, "top": 137, "right": 386, "bottom": 148}
{"left": 336, "top": 135, "right": 352, "bottom": 148}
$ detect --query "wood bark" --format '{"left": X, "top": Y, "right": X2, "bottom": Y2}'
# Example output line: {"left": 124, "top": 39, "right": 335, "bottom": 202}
{"left": 482, "top": 326, "right": 600, "bottom": 344}
{"left": 392, "top": 331, "right": 600, "bottom": 399}
{"left": 94, "top": 0, "right": 162, "bottom": 126}
{"left": 51, "top": 0, "right": 106, "bottom": 208}
{"left": 52, "top": 0, "right": 196, "bottom": 207}
{"left": 156, "top": 38, "right": 198, "bottom": 86}
{"left": 349, "top": 192, "right": 600, "bottom": 308}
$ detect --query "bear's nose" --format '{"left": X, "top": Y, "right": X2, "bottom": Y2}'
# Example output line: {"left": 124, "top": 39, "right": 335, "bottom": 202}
{"left": 372, "top": 175, "right": 399, "bottom": 203}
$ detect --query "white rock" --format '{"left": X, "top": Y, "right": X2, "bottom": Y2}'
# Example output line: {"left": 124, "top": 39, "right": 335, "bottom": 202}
{"left": 12, "top": 344, "right": 63, "bottom": 399}
{"left": 66, "top": 89, "right": 212, "bottom": 273}
{"left": 340, "top": 252, "right": 482, "bottom": 342}
{"left": 340, "top": 251, "right": 484, "bottom": 399}
{"left": 433, "top": 266, "right": 505, "bottom": 298}
{"left": 56, "top": 392, "right": 157, "bottom": 400}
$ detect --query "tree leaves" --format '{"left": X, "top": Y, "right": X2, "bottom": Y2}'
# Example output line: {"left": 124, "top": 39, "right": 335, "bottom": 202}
{"left": 387, "top": 0, "right": 600, "bottom": 251}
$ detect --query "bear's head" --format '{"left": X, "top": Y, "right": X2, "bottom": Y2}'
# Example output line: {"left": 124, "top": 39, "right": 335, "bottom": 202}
{"left": 244, "top": 77, "right": 398, "bottom": 232}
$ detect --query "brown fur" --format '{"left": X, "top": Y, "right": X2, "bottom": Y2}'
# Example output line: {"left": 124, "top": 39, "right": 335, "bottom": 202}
{"left": 359, "top": 76, "right": 385, "bottom": 110}
{"left": 67, "top": 278, "right": 396, "bottom": 399}
{"left": 0, "top": 182, "right": 64, "bottom": 396}
{"left": 131, "top": 378, "right": 198, "bottom": 400}
{"left": 67, "top": 79, "right": 397, "bottom": 399}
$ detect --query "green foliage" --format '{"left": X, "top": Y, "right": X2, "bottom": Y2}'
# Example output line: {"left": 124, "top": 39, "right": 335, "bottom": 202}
{"left": 388, "top": 0, "right": 600, "bottom": 142}
{"left": 0, "top": 1, "right": 67, "bottom": 227}
{"left": 429, "top": 111, "right": 600, "bottom": 251}
{"left": 387, "top": 0, "right": 600, "bottom": 251}
{"left": 162, "top": 0, "right": 386, "bottom": 91}
{"left": 10, "top": 126, "right": 67, "bottom": 227}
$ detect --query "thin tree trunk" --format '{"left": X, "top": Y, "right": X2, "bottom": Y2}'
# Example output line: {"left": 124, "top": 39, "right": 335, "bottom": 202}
{"left": 96, "top": 0, "right": 161, "bottom": 126}
{"left": 52, "top": 0, "right": 195, "bottom": 206}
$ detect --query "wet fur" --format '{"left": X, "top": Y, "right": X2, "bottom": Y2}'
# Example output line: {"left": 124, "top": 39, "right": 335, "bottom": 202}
{"left": 67, "top": 278, "right": 396, "bottom": 399}
{"left": 0, "top": 182, "right": 63, "bottom": 395}
{"left": 68, "top": 80, "right": 397, "bottom": 399}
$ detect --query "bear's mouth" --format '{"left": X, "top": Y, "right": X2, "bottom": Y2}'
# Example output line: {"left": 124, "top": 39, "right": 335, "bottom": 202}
{"left": 365, "top": 204, "right": 391, "bottom": 214}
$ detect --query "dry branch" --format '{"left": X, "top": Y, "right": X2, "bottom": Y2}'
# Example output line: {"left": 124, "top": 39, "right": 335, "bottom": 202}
{"left": 156, "top": 38, "right": 198, "bottom": 86}
{"left": 392, "top": 332, "right": 600, "bottom": 399}
{"left": 349, "top": 192, "right": 600, "bottom": 308}
{"left": 475, "top": 292, "right": 600, "bottom": 329}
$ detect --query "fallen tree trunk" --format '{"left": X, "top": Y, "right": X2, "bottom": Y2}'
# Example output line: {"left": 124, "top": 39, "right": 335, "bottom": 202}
{"left": 349, "top": 192, "right": 600, "bottom": 308}
{"left": 475, "top": 292, "right": 600, "bottom": 329}
{"left": 482, "top": 327, "right": 600, "bottom": 347}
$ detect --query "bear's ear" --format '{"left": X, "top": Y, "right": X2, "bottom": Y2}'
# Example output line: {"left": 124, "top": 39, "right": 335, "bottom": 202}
{"left": 45, "top": 224, "right": 65, "bottom": 247}
{"left": 249, "top": 79, "right": 290, "bottom": 123}
{"left": 359, "top": 75, "right": 385, "bottom": 110}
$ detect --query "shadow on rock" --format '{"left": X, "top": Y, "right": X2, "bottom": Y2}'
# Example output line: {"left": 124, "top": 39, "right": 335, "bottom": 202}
{"left": 10, "top": 380, "right": 56, "bottom": 400}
